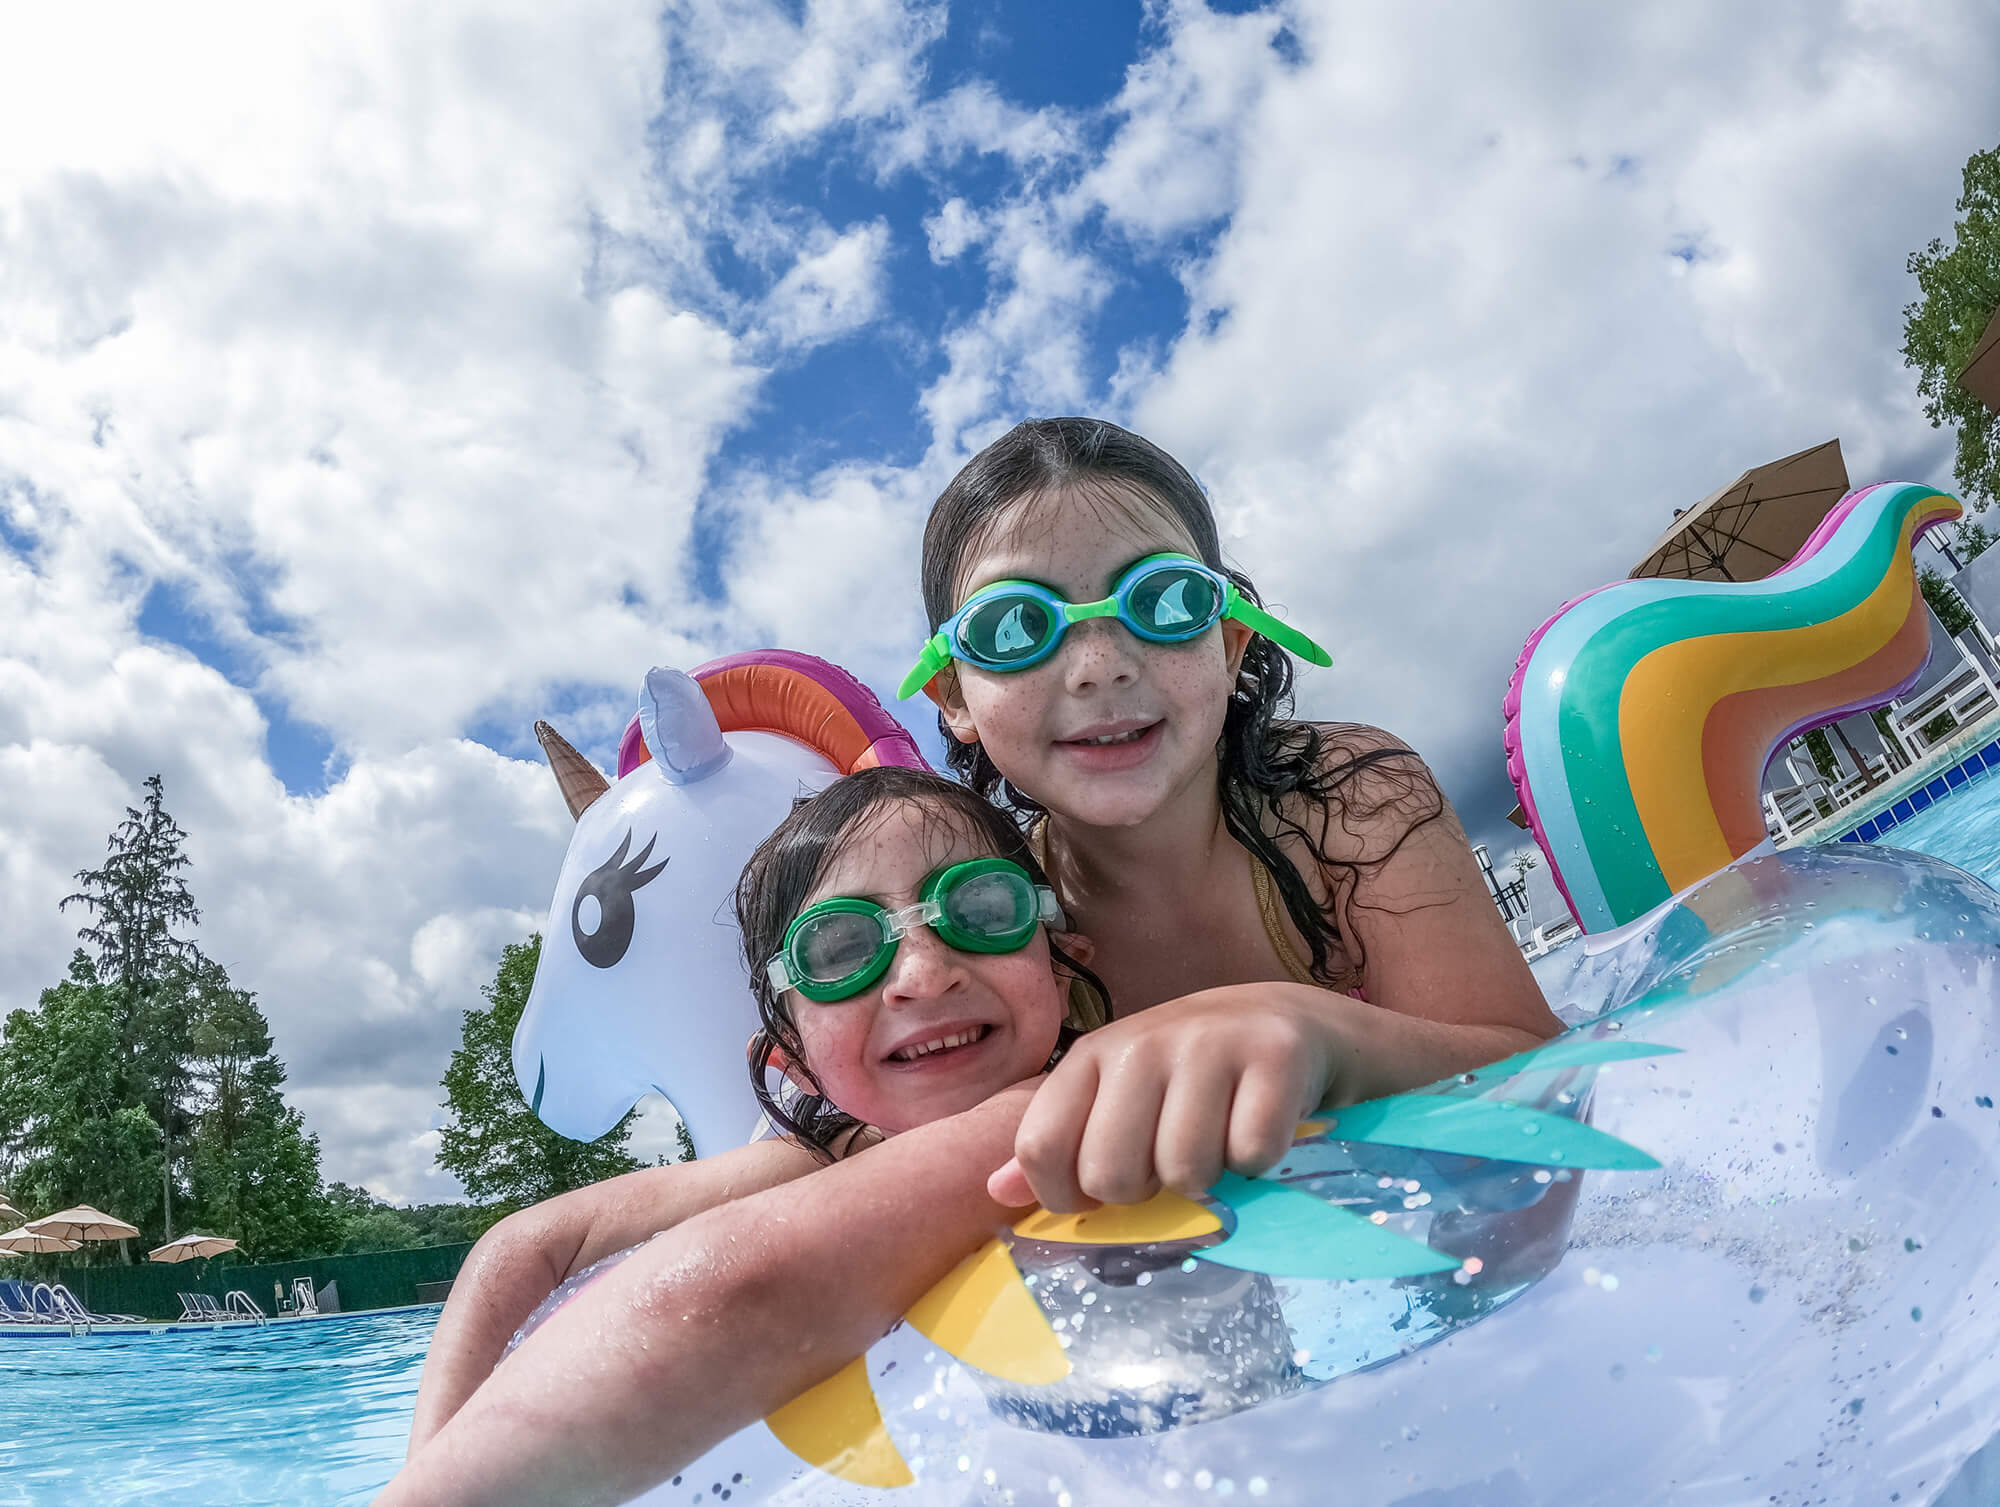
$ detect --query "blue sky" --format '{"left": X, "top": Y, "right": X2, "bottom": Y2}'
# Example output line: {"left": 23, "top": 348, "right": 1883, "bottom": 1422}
{"left": 4, "top": 0, "right": 1998, "bottom": 1198}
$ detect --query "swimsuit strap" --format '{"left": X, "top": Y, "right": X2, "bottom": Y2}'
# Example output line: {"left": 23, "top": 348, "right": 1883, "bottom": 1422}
{"left": 1250, "top": 846, "right": 1324, "bottom": 989}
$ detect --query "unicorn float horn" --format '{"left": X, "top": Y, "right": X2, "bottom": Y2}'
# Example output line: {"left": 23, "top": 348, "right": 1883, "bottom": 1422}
{"left": 534, "top": 720, "right": 610, "bottom": 819}
{"left": 1505, "top": 481, "right": 1963, "bottom": 935}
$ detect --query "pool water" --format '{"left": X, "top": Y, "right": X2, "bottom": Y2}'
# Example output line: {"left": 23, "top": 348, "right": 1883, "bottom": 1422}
{"left": 1867, "top": 757, "right": 2000, "bottom": 889}
{"left": 1, "top": 1308, "right": 435, "bottom": 1505}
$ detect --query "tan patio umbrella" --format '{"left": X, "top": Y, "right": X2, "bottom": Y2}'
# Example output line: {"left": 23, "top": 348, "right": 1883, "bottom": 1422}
{"left": 1961, "top": 304, "right": 2000, "bottom": 415}
{"left": 0, "top": 1226, "right": 81, "bottom": 1254}
{"left": 1630, "top": 439, "right": 1850, "bottom": 582}
{"left": 26, "top": 1206, "right": 140, "bottom": 1243}
{"left": 0, "top": 1203, "right": 23, "bottom": 1227}
{"left": 147, "top": 1234, "right": 239, "bottom": 1264}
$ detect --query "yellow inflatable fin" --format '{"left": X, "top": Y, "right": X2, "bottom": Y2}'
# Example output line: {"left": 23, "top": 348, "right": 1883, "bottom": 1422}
{"left": 1012, "top": 1187, "right": 1222, "bottom": 1245}
{"left": 905, "top": 1238, "right": 1069, "bottom": 1385}
{"left": 763, "top": 1355, "right": 914, "bottom": 1489}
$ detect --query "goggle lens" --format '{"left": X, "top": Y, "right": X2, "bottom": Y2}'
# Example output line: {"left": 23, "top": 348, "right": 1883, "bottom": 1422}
{"left": 940, "top": 868, "right": 1037, "bottom": 945}
{"left": 790, "top": 909, "right": 884, "bottom": 986}
{"left": 769, "top": 859, "right": 1060, "bottom": 1002}
{"left": 956, "top": 594, "right": 1056, "bottom": 666}
{"left": 1125, "top": 564, "right": 1221, "bottom": 639}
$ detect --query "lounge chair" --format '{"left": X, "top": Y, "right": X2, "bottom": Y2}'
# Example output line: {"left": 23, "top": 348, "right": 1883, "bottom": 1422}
{"left": 0, "top": 1279, "right": 50, "bottom": 1323}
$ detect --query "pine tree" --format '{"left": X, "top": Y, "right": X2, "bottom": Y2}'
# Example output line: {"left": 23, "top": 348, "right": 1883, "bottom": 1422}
{"left": 59, "top": 775, "right": 203, "bottom": 1238}
{"left": 437, "top": 937, "right": 642, "bottom": 1207}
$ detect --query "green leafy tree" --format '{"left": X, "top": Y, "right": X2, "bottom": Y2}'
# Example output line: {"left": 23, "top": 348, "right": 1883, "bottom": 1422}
{"left": 1904, "top": 144, "right": 2000, "bottom": 510}
{"left": 437, "top": 937, "right": 641, "bottom": 1206}
{"left": 1921, "top": 565, "right": 1978, "bottom": 638}
{"left": 59, "top": 775, "right": 203, "bottom": 1237}
{"left": 0, "top": 954, "right": 163, "bottom": 1255}
{"left": 183, "top": 967, "right": 344, "bottom": 1261}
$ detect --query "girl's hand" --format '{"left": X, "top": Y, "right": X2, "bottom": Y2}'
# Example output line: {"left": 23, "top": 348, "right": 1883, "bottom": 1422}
{"left": 986, "top": 986, "right": 1348, "bottom": 1211}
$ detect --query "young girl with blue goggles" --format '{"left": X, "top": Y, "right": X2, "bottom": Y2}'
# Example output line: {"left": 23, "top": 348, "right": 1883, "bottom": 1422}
{"left": 907, "top": 418, "right": 1559, "bottom": 1215}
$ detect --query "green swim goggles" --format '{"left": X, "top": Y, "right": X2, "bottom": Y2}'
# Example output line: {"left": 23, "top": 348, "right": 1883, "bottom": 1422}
{"left": 899, "top": 553, "right": 1331, "bottom": 699}
{"left": 765, "top": 857, "right": 1066, "bottom": 1003}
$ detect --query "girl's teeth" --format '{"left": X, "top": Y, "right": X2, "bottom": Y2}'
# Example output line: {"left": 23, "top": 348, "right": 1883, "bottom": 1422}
{"left": 895, "top": 1027, "right": 983, "bottom": 1061}
{"left": 1080, "top": 729, "right": 1143, "bottom": 746}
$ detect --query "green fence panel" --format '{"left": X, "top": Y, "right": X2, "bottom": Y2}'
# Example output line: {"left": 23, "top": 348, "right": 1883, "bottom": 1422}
{"left": 43, "top": 1242, "right": 474, "bottom": 1321}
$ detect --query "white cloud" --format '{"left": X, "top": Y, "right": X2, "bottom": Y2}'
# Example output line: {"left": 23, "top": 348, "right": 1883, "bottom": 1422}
{"left": 762, "top": 220, "right": 892, "bottom": 348}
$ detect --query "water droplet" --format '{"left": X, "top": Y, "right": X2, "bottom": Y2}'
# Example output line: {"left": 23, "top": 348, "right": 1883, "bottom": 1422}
{"left": 1748, "top": 1285, "right": 1766, "bottom": 1303}
{"left": 1905, "top": 1236, "right": 1925, "bottom": 1251}
{"left": 1181, "top": 1258, "right": 1198, "bottom": 1273}
{"left": 1401, "top": 1424, "right": 1421, "bottom": 1441}
{"left": 1135, "top": 1271, "right": 1152, "bottom": 1286}
{"left": 1249, "top": 1479, "right": 1270, "bottom": 1498}
{"left": 1610, "top": 1362, "right": 1626, "bottom": 1380}
{"left": 1520, "top": 1122, "right": 1541, "bottom": 1137}
{"left": 1195, "top": 1469, "right": 1215, "bottom": 1490}
{"left": 1912, "top": 1306, "right": 1924, "bottom": 1322}
{"left": 1847, "top": 1398, "right": 1865, "bottom": 1415}
{"left": 1644, "top": 1344, "right": 1662, "bottom": 1362}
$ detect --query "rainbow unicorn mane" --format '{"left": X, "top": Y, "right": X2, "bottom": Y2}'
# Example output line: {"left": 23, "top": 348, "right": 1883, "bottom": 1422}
{"left": 1505, "top": 481, "right": 1962, "bottom": 934}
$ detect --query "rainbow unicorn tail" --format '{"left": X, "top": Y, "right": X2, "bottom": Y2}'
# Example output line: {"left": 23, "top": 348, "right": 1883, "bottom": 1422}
{"left": 1505, "top": 481, "right": 1962, "bottom": 934}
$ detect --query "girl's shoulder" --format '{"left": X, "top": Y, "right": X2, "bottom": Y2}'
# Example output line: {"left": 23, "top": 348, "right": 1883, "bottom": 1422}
{"left": 1265, "top": 720, "right": 1446, "bottom": 867}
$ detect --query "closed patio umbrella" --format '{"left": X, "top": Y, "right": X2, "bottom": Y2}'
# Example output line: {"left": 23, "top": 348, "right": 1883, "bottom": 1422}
{"left": 1961, "top": 304, "right": 2000, "bottom": 415}
{"left": 147, "top": 1234, "right": 239, "bottom": 1264}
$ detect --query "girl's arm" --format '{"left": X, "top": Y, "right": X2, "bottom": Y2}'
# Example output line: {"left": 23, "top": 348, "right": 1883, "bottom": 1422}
{"left": 997, "top": 731, "right": 1560, "bottom": 1210}
{"left": 381, "top": 1085, "right": 1035, "bottom": 1507}
{"left": 408, "top": 1135, "right": 822, "bottom": 1449}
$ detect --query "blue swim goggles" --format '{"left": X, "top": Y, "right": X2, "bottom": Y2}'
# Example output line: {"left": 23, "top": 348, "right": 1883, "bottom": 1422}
{"left": 899, "top": 554, "right": 1331, "bottom": 699}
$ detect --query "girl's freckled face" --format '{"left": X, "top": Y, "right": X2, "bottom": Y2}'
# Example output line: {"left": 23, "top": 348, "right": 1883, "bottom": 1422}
{"left": 940, "top": 488, "right": 1249, "bottom": 829}
{"left": 789, "top": 804, "right": 1066, "bottom": 1134}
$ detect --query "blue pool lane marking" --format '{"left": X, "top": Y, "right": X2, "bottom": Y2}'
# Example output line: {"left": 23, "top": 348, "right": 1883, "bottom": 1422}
{"left": 1198, "top": 1173, "right": 1461, "bottom": 1279}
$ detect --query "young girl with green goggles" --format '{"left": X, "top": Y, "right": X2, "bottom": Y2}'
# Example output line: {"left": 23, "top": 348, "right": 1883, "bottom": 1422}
{"left": 391, "top": 768, "right": 1112, "bottom": 1507}
{"left": 906, "top": 417, "right": 1560, "bottom": 1214}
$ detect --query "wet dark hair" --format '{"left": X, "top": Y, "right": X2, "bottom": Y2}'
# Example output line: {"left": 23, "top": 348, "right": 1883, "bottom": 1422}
{"left": 920, "top": 417, "right": 1442, "bottom": 990}
{"left": 738, "top": 765, "right": 1109, "bottom": 1162}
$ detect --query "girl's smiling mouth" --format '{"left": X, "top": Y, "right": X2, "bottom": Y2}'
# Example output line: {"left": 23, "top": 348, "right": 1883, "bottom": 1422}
{"left": 885, "top": 1022, "right": 995, "bottom": 1064}
{"left": 1055, "top": 718, "right": 1163, "bottom": 768}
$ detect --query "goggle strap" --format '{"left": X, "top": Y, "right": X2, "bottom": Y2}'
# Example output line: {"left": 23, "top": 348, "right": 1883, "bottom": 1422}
{"left": 897, "top": 634, "right": 953, "bottom": 699}
{"left": 766, "top": 957, "right": 795, "bottom": 993}
{"left": 1037, "top": 888, "right": 1067, "bottom": 930}
{"left": 1225, "top": 587, "right": 1333, "bottom": 667}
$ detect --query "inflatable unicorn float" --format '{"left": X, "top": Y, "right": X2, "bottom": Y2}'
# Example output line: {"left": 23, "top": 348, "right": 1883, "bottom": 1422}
{"left": 513, "top": 481, "right": 2000, "bottom": 1506}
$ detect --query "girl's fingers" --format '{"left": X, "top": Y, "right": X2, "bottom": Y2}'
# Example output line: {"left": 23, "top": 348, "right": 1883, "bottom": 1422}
{"left": 986, "top": 1158, "right": 1035, "bottom": 1208}
{"left": 1152, "top": 1055, "right": 1238, "bottom": 1199}
{"left": 1012, "top": 1053, "right": 1103, "bottom": 1213}
{"left": 1073, "top": 1056, "right": 1170, "bottom": 1208}
{"left": 1224, "top": 1062, "right": 1307, "bottom": 1178}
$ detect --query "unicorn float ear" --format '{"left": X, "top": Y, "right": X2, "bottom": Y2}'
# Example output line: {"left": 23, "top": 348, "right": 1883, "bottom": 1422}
{"left": 638, "top": 667, "right": 733, "bottom": 785}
